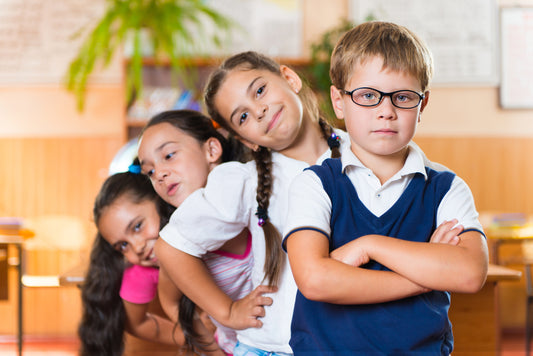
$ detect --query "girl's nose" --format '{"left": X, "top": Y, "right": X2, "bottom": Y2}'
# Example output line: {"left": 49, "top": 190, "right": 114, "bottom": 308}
{"left": 154, "top": 166, "right": 169, "bottom": 181}
{"left": 131, "top": 236, "right": 146, "bottom": 255}
{"left": 255, "top": 103, "right": 268, "bottom": 120}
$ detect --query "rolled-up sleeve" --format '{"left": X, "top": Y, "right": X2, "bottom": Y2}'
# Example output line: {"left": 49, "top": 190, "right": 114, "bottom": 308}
{"left": 437, "top": 176, "right": 484, "bottom": 233}
{"left": 160, "top": 161, "right": 256, "bottom": 257}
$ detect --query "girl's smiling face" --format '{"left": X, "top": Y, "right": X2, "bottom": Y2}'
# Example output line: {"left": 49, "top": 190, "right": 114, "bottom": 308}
{"left": 213, "top": 66, "right": 304, "bottom": 153}
{"left": 138, "top": 122, "right": 220, "bottom": 208}
{"left": 98, "top": 195, "right": 161, "bottom": 267}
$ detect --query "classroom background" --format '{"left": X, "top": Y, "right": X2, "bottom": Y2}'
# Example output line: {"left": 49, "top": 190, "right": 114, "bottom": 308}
{"left": 0, "top": 0, "right": 533, "bottom": 350}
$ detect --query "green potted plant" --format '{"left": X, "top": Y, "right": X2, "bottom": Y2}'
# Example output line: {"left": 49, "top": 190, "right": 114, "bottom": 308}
{"left": 305, "top": 16, "right": 374, "bottom": 125}
{"left": 66, "top": 0, "right": 235, "bottom": 110}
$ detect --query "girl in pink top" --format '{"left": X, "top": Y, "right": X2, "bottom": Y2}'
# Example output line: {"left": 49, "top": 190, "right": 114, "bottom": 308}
{"left": 80, "top": 110, "right": 252, "bottom": 356}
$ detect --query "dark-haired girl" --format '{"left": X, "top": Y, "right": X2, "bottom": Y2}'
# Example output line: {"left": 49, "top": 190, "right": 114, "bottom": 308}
{"left": 80, "top": 110, "right": 252, "bottom": 356}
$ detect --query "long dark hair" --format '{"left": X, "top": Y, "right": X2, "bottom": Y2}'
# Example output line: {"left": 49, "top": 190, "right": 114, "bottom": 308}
{"left": 204, "top": 51, "right": 341, "bottom": 287}
{"left": 79, "top": 170, "right": 173, "bottom": 356}
{"left": 140, "top": 109, "right": 248, "bottom": 354}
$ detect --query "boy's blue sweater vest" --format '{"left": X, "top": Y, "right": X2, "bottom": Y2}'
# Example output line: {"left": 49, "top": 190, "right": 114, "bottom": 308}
{"left": 290, "top": 158, "right": 456, "bottom": 356}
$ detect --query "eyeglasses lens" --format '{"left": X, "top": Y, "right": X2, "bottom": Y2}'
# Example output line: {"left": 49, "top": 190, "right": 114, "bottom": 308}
{"left": 350, "top": 88, "right": 422, "bottom": 109}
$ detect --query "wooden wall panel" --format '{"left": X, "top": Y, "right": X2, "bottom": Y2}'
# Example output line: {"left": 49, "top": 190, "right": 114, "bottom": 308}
{"left": 415, "top": 136, "right": 533, "bottom": 215}
{"left": 0, "top": 136, "right": 123, "bottom": 336}
{"left": 0, "top": 137, "right": 123, "bottom": 219}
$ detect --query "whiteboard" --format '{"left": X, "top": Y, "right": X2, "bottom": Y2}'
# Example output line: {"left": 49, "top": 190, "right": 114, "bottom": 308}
{"left": 349, "top": 0, "right": 499, "bottom": 86}
{"left": 0, "top": 0, "right": 120, "bottom": 85}
{"left": 500, "top": 7, "right": 533, "bottom": 109}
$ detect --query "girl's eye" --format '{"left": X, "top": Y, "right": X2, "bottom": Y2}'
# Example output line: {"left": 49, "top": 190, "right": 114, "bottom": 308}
{"left": 114, "top": 241, "right": 128, "bottom": 252}
{"left": 133, "top": 221, "right": 142, "bottom": 232}
{"left": 165, "top": 152, "right": 175, "bottom": 160}
{"left": 256, "top": 85, "right": 265, "bottom": 97}
{"left": 239, "top": 112, "right": 249, "bottom": 125}
{"left": 145, "top": 169, "right": 155, "bottom": 177}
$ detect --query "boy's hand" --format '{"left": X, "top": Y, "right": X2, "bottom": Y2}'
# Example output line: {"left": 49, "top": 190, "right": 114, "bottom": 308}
{"left": 227, "top": 285, "right": 277, "bottom": 329}
{"left": 430, "top": 219, "right": 463, "bottom": 245}
{"left": 330, "top": 237, "right": 371, "bottom": 267}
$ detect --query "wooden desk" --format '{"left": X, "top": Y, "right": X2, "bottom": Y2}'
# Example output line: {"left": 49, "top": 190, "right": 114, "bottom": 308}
{"left": 480, "top": 213, "right": 533, "bottom": 264}
{"left": 0, "top": 227, "right": 34, "bottom": 356}
{"left": 450, "top": 264, "right": 522, "bottom": 356}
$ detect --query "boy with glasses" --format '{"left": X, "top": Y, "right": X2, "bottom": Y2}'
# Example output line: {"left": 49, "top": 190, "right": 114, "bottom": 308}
{"left": 283, "top": 21, "right": 488, "bottom": 355}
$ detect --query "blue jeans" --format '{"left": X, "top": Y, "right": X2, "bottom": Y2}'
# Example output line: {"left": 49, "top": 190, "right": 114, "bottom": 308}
{"left": 233, "top": 342, "right": 293, "bottom": 356}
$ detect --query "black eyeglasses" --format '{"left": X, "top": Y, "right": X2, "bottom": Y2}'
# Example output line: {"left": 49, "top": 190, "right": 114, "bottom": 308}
{"left": 342, "top": 87, "right": 425, "bottom": 109}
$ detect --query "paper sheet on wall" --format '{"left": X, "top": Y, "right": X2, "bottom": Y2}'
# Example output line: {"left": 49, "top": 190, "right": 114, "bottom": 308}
{"left": 350, "top": 0, "right": 499, "bottom": 86}
{"left": 0, "top": 0, "right": 120, "bottom": 85}
{"left": 204, "top": 0, "right": 303, "bottom": 58}
{"left": 500, "top": 7, "right": 533, "bottom": 109}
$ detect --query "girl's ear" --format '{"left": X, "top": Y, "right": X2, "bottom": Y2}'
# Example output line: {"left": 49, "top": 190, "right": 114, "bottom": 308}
{"left": 280, "top": 65, "right": 302, "bottom": 93}
{"left": 330, "top": 85, "right": 345, "bottom": 120}
{"left": 205, "top": 137, "right": 224, "bottom": 165}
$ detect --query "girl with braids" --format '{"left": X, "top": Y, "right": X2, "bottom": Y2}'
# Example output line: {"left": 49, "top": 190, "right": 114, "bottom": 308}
{"left": 80, "top": 110, "right": 252, "bottom": 356}
{"left": 153, "top": 51, "right": 349, "bottom": 356}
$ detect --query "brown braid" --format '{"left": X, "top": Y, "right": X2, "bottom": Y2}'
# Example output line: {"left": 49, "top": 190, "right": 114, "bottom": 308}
{"left": 203, "top": 51, "right": 343, "bottom": 288}
{"left": 252, "top": 146, "right": 284, "bottom": 287}
{"left": 318, "top": 118, "right": 342, "bottom": 158}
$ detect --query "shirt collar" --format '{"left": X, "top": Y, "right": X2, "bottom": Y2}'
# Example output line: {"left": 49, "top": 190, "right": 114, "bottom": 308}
{"left": 340, "top": 142, "right": 428, "bottom": 180}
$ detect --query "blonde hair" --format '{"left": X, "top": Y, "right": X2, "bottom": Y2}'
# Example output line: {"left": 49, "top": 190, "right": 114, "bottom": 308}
{"left": 330, "top": 21, "right": 434, "bottom": 92}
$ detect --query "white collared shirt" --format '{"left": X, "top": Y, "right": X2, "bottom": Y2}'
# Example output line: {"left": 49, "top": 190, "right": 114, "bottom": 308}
{"left": 283, "top": 144, "right": 483, "bottom": 239}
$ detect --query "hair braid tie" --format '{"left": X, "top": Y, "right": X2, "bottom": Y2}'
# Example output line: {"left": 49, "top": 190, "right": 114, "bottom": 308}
{"left": 255, "top": 207, "right": 269, "bottom": 226}
{"left": 327, "top": 132, "right": 341, "bottom": 150}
